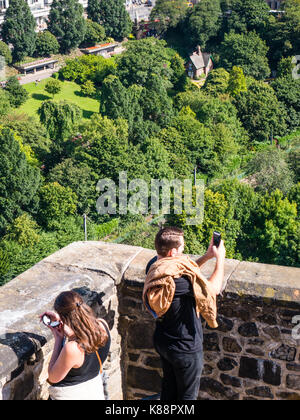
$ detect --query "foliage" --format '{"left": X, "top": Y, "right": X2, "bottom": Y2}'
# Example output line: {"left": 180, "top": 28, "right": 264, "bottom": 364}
{"left": 0, "top": 128, "right": 41, "bottom": 236}
{"left": 227, "top": 66, "right": 247, "bottom": 97}
{"left": 35, "top": 31, "right": 60, "bottom": 57}
{"left": 219, "top": 31, "right": 270, "bottom": 81}
{"left": 59, "top": 55, "right": 116, "bottom": 86}
{"left": 4, "top": 213, "right": 40, "bottom": 247}
{"left": 81, "top": 19, "right": 106, "bottom": 47}
{"left": 95, "top": 0, "right": 132, "bottom": 41}
{"left": 271, "top": 76, "right": 300, "bottom": 132}
{"left": 45, "top": 79, "right": 62, "bottom": 98}
{"left": 47, "top": 158, "right": 95, "bottom": 215}
{"left": 245, "top": 148, "right": 295, "bottom": 194}
{"left": 1, "top": 0, "right": 36, "bottom": 62}
{"left": 150, "top": 0, "right": 188, "bottom": 35}
{"left": 233, "top": 78, "right": 287, "bottom": 142}
{"left": 4, "top": 76, "right": 29, "bottom": 108}
{"left": 80, "top": 80, "right": 96, "bottom": 97}
{"left": 203, "top": 68, "right": 230, "bottom": 96}
{"left": 95, "top": 218, "right": 119, "bottom": 239}
{"left": 0, "top": 41, "right": 12, "bottom": 64}
{"left": 116, "top": 38, "right": 173, "bottom": 88}
{"left": 48, "top": 0, "right": 86, "bottom": 53}
{"left": 184, "top": 0, "right": 222, "bottom": 49}
{"left": 38, "top": 182, "right": 78, "bottom": 229}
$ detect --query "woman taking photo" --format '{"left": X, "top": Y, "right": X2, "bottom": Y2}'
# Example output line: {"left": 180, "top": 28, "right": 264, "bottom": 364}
{"left": 40, "top": 290, "right": 111, "bottom": 400}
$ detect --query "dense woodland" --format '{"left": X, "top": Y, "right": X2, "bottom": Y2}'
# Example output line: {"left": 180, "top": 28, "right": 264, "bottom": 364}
{"left": 0, "top": 0, "right": 300, "bottom": 285}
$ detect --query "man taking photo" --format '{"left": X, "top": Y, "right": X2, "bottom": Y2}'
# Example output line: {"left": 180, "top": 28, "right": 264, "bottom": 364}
{"left": 143, "top": 226, "right": 226, "bottom": 400}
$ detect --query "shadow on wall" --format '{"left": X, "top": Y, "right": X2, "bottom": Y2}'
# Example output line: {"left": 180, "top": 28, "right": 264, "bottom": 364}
{"left": 0, "top": 332, "right": 46, "bottom": 400}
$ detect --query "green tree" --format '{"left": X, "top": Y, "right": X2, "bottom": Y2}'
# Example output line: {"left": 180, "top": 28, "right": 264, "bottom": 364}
{"left": 48, "top": 0, "right": 86, "bottom": 53}
{"left": 4, "top": 76, "right": 29, "bottom": 108}
{"left": 245, "top": 148, "right": 294, "bottom": 194}
{"left": 234, "top": 78, "right": 287, "bottom": 142}
{"left": 38, "top": 100, "right": 82, "bottom": 166}
{"left": 288, "top": 182, "right": 300, "bottom": 215}
{"left": 0, "top": 41, "right": 12, "bottom": 64}
{"left": 35, "top": 31, "right": 60, "bottom": 57}
{"left": 227, "top": 66, "right": 247, "bottom": 97}
{"left": 4, "top": 213, "right": 40, "bottom": 248}
{"left": 45, "top": 79, "right": 62, "bottom": 98}
{"left": 81, "top": 19, "right": 106, "bottom": 47}
{"left": 0, "top": 128, "right": 41, "bottom": 236}
{"left": 38, "top": 100, "right": 81, "bottom": 143}
{"left": 80, "top": 80, "right": 96, "bottom": 97}
{"left": 0, "top": 90, "right": 11, "bottom": 117}
{"left": 39, "top": 182, "right": 78, "bottom": 229}
{"left": 96, "top": 0, "right": 132, "bottom": 41}
{"left": 226, "top": 0, "right": 270, "bottom": 35}
{"left": 170, "top": 53, "right": 188, "bottom": 91}
{"left": 271, "top": 76, "right": 300, "bottom": 132}
{"left": 1, "top": 0, "right": 36, "bottom": 62}
{"left": 202, "top": 68, "right": 230, "bottom": 96}
{"left": 219, "top": 31, "right": 270, "bottom": 80}
{"left": 150, "top": 0, "right": 188, "bottom": 35}
{"left": 47, "top": 158, "right": 95, "bottom": 215}
{"left": 249, "top": 190, "right": 299, "bottom": 266}
{"left": 87, "top": 0, "right": 101, "bottom": 22}
{"left": 184, "top": 0, "right": 222, "bottom": 48}
{"left": 1, "top": 113, "right": 51, "bottom": 164}
{"left": 116, "top": 38, "right": 173, "bottom": 88}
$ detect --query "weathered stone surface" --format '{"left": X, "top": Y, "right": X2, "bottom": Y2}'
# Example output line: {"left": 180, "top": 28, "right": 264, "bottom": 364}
{"left": 203, "top": 333, "right": 220, "bottom": 352}
{"left": 217, "top": 358, "right": 238, "bottom": 372}
{"left": 239, "top": 357, "right": 263, "bottom": 381}
{"left": 238, "top": 322, "right": 259, "bottom": 338}
{"left": 286, "top": 374, "right": 300, "bottom": 391}
{"left": 222, "top": 337, "right": 242, "bottom": 354}
{"left": 270, "top": 344, "right": 296, "bottom": 362}
{"left": 220, "top": 374, "right": 242, "bottom": 388}
{"left": 263, "top": 361, "right": 281, "bottom": 386}
{"left": 246, "top": 386, "right": 274, "bottom": 399}
{"left": 127, "top": 366, "right": 161, "bottom": 393}
{"left": 200, "top": 377, "right": 239, "bottom": 400}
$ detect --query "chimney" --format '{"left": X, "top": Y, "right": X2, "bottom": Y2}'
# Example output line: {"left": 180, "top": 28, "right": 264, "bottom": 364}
{"left": 197, "top": 46, "right": 201, "bottom": 56}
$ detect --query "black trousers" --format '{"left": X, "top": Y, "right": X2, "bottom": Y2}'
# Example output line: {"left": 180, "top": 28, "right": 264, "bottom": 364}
{"left": 154, "top": 340, "right": 203, "bottom": 401}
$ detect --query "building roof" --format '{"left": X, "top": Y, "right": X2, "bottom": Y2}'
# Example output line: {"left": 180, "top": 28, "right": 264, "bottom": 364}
{"left": 189, "top": 47, "right": 211, "bottom": 70}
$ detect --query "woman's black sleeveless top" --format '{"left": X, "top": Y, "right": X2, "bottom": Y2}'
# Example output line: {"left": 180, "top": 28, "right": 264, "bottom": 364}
{"left": 53, "top": 321, "right": 111, "bottom": 388}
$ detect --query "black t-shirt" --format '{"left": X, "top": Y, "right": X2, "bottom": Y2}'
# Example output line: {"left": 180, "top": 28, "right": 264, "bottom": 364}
{"left": 146, "top": 257, "right": 203, "bottom": 354}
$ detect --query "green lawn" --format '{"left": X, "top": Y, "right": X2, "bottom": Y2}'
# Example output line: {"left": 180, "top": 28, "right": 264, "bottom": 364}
{"left": 16, "top": 79, "right": 100, "bottom": 120}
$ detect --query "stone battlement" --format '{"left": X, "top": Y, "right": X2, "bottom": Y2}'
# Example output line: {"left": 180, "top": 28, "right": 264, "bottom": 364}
{"left": 0, "top": 241, "right": 300, "bottom": 400}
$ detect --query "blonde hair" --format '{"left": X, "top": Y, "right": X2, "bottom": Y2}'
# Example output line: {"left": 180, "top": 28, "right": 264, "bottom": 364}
{"left": 54, "top": 291, "right": 108, "bottom": 353}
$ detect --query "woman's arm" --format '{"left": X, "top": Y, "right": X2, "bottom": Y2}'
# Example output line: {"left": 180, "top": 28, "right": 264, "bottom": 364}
{"left": 48, "top": 341, "right": 84, "bottom": 384}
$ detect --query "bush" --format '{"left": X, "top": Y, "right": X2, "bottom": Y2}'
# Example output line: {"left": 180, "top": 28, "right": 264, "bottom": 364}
{"left": 35, "top": 31, "right": 60, "bottom": 57}
{"left": 45, "top": 78, "right": 62, "bottom": 97}
{"left": 80, "top": 80, "right": 96, "bottom": 97}
{"left": 0, "top": 40, "right": 12, "bottom": 64}
{"left": 4, "top": 76, "right": 28, "bottom": 107}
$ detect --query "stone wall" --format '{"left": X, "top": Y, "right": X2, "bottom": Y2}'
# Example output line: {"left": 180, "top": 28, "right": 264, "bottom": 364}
{"left": 0, "top": 241, "right": 300, "bottom": 400}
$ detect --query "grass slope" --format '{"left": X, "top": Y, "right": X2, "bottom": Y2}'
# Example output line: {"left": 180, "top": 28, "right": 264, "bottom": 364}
{"left": 16, "top": 79, "right": 100, "bottom": 120}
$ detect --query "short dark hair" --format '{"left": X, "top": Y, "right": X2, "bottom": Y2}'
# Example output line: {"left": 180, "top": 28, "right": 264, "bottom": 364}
{"left": 155, "top": 226, "right": 184, "bottom": 257}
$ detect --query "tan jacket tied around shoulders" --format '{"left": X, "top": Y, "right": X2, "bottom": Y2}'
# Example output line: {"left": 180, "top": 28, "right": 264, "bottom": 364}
{"left": 143, "top": 255, "right": 218, "bottom": 329}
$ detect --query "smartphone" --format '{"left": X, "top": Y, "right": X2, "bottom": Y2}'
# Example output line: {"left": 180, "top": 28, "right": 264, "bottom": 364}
{"left": 213, "top": 231, "right": 222, "bottom": 248}
{"left": 42, "top": 315, "right": 60, "bottom": 328}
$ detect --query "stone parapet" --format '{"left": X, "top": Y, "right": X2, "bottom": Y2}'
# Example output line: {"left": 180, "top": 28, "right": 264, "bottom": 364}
{"left": 0, "top": 241, "right": 299, "bottom": 400}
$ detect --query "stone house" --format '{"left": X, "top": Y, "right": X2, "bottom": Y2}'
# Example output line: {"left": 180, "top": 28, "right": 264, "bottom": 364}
{"left": 187, "top": 46, "right": 213, "bottom": 79}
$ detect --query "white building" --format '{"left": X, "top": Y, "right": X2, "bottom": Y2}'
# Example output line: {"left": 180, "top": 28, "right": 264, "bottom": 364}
{"left": 0, "top": 0, "right": 88, "bottom": 30}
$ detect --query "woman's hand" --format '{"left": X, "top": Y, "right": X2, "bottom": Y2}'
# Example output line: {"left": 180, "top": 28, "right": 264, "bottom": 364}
{"left": 40, "top": 311, "right": 64, "bottom": 341}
